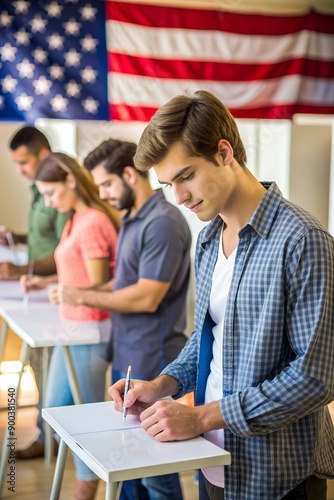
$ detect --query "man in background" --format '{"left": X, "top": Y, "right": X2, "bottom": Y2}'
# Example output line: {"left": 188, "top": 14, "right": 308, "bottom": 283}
{"left": 0, "top": 126, "right": 68, "bottom": 459}
{"left": 58, "top": 139, "right": 192, "bottom": 500}
{"left": 0, "top": 126, "right": 68, "bottom": 279}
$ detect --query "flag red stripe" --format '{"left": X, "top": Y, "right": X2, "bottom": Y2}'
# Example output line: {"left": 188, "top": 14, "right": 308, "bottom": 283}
{"left": 109, "top": 53, "right": 334, "bottom": 82}
{"left": 110, "top": 103, "right": 334, "bottom": 122}
{"left": 106, "top": 1, "right": 334, "bottom": 35}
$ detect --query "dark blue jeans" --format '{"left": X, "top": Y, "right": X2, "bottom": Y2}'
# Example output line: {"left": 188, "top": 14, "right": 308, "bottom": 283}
{"left": 198, "top": 470, "right": 327, "bottom": 500}
{"left": 112, "top": 369, "right": 184, "bottom": 500}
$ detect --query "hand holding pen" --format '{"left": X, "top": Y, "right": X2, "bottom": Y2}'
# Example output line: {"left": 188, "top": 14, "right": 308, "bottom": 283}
{"left": 123, "top": 365, "right": 132, "bottom": 424}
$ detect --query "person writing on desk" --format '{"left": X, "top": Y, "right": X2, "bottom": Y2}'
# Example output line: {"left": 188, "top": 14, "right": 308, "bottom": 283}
{"left": 0, "top": 126, "right": 69, "bottom": 460}
{"left": 0, "top": 126, "right": 68, "bottom": 279}
{"left": 57, "top": 139, "right": 191, "bottom": 500}
{"left": 109, "top": 90, "right": 334, "bottom": 500}
{"left": 21, "top": 152, "right": 120, "bottom": 500}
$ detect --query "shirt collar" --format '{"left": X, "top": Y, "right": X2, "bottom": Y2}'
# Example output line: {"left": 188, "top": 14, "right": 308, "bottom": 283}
{"left": 122, "top": 189, "right": 165, "bottom": 223}
{"left": 30, "top": 183, "right": 40, "bottom": 201}
{"left": 247, "top": 182, "right": 283, "bottom": 239}
{"left": 200, "top": 181, "right": 283, "bottom": 245}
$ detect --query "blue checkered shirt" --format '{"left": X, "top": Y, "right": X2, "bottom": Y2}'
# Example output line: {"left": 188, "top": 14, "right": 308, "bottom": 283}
{"left": 162, "top": 182, "right": 334, "bottom": 500}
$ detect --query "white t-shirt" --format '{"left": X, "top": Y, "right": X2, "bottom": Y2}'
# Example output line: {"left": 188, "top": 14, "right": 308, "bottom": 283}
{"left": 202, "top": 230, "right": 236, "bottom": 488}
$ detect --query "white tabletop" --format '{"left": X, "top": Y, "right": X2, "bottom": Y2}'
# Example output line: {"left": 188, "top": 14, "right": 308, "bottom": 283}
{"left": 43, "top": 402, "right": 231, "bottom": 483}
{"left": 0, "top": 280, "right": 106, "bottom": 348}
{"left": 0, "top": 279, "right": 49, "bottom": 303}
{"left": 0, "top": 303, "right": 105, "bottom": 347}
{"left": 0, "top": 244, "right": 28, "bottom": 265}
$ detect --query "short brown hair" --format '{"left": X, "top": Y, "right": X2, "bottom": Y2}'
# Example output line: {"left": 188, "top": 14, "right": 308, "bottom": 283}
{"left": 134, "top": 90, "right": 247, "bottom": 171}
{"left": 9, "top": 126, "right": 51, "bottom": 156}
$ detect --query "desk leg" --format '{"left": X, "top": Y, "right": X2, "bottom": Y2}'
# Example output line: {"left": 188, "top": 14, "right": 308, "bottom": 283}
{"left": 0, "top": 342, "right": 30, "bottom": 497}
{"left": 49, "top": 438, "right": 68, "bottom": 500}
{"left": 42, "top": 347, "right": 54, "bottom": 465}
{"left": 62, "top": 346, "right": 83, "bottom": 405}
{"left": 106, "top": 481, "right": 118, "bottom": 500}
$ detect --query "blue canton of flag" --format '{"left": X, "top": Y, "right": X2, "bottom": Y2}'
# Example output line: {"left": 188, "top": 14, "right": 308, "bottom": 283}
{"left": 0, "top": 0, "right": 108, "bottom": 120}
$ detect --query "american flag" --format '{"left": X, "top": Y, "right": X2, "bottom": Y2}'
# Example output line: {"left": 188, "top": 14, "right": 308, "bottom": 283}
{"left": 0, "top": 0, "right": 334, "bottom": 122}
{"left": 107, "top": 1, "right": 334, "bottom": 121}
{"left": 0, "top": 0, "right": 108, "bottom": 120}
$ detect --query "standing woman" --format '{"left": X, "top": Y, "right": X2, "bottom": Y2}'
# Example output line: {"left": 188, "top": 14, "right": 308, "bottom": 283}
{"left": 21, "top": 152, "right": 120, "bottom": 500}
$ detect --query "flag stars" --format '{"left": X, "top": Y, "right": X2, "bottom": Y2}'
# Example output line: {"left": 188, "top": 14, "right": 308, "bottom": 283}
{"left": 80, "top": 34, "right": 98, "bottom": 52}
{"left": 0, "top": 11, "right": 13, "bottom": 28}
{"left": 64, "top": 48, "right": 81, "bottom": 67}
{"left": 79, "top": 4, "right": 98, "bottom": 21}
{"left": 63, "top": 19, "right": 81, "bottom": 36}
{"left": 16, "top": 58, "right": 36, "bottom": 78}
{"left": 30, "top": 14, "right": 47, "bottom": 33}
{"left": 65, "top": 80, "right": 82, "bottom": 98}
{"left": 12, "top": 1, "right": 31, "bottom": 15}
{"left": 15, "top": 93, "right": 34, "bottom": 111}
{"left": 14, "top": 28, "right": 31, "bottom": 46}
{"left": 46, "top": 32, "right": 65, "bottom": 50}
{"left": 1, "top": 75, "right": 18, "bottom": 93}
{"left": 33, "top": 75, "right": 52, "bottom": 95}
{"left": 50, "top": 94, "right": 68, "bottom": 112}
{"left": 0, "top": 43, "right": 17, "bottom": 62}
{"left": 32, "top": 47, "right": 48, "bottom": 64}
{"left": 0, "top": 1, "right": 105, "bottom": 119}
{"left": 82, "top": 97, "right": 99, "bottom": 114}
{"left": 44, "top": 2, "right": 63, "bottom": 18}
{"left": 48, "top": 63, "right": 64, "bottom": 80}
{"left": 80, "top": 66, "right": 97, "bottom": 84}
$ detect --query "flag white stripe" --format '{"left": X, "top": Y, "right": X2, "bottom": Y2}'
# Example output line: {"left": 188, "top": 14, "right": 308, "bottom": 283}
{"left": 108, "top": 73, "right": 334, "bottom": 108}
{"left": 106, "top": 21, "right": 334, "bottom": 63}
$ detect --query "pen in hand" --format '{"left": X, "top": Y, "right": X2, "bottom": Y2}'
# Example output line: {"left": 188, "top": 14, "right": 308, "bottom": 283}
{"left": 122, "top": 365, "right": 132, "bottom": 424}
{"left": 23, "top": 260, "right": 34, "bottom": 307}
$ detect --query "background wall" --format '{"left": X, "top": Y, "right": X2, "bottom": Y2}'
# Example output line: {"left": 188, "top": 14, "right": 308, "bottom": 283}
{"left": 1, "top": 117, "right": 333, "bottom": 333}
{"left": 1, "top": 117, "right": 333, "bottom": 231}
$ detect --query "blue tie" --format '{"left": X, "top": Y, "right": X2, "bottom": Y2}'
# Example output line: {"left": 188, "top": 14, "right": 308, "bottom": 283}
{"left": 195, "top": 311, "right": 215, "bottom": 405}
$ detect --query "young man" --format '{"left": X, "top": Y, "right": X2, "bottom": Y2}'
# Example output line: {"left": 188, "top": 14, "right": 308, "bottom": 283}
{"left": 58, "top": 139, "right": 192, "bottom": 500}
{"left": 0, "top": 126, "right": 68, "bottom": 279}
{"left": 109, "top": 90, "right": 334, "bottom": 500}
{"left": 1, "top": 126, "right": 68, "bottom": 460}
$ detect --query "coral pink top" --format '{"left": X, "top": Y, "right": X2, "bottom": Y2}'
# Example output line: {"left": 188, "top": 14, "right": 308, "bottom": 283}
{"left": 55, "top": 208, "right": 117, "bottom": 321}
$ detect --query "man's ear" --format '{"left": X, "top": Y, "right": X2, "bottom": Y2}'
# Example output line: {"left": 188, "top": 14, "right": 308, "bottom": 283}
{"left": 122, "top": 166, "right": 137, "bottom": 186}
{"left": 218, "top": 139, "right": 233, "bottom": 165}
{"left": 38, "top": 147, "right": 51, "bottom": 161}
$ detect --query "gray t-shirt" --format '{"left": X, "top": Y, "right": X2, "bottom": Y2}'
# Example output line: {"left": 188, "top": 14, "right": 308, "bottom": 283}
{"left": 110, "top": 189, "right": 191, "bottom": 380}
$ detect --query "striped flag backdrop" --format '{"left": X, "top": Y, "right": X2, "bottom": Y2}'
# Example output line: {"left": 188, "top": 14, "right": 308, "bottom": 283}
{"left": 0, "top": 0, "right": 333, "bottom": 122}
{"left": 107, "top": 1, "right": 334, "bottom": 121}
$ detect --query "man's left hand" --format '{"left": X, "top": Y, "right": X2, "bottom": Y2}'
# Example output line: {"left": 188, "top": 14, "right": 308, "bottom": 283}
{"left": 140, "top": 400, "right": 203, "bottom": 441}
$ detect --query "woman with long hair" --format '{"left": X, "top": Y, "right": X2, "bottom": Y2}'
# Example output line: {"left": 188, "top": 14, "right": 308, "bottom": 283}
{"left": 21, "top": 152, "right": 120, "bottom": 500}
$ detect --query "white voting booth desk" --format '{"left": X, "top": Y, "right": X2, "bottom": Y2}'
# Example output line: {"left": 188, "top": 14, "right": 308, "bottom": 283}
{"left": 0, "top": 246, "right": 111, "bottom": 496}
{"left": 43, "top": 401, "right": 231, "bottom": 500}
{"left": 1, "top": 245, "right": 231, "bottom": 499}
